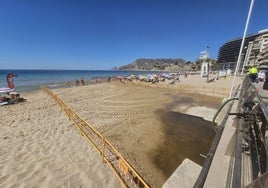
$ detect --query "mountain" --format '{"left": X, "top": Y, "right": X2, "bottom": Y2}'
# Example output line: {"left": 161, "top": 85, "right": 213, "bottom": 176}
{"left": 118, "top": 58, "right": 192, "bottom": 71}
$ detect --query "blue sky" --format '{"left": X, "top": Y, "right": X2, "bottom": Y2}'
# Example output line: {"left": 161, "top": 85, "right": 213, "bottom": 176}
{"left": 0, "top": 0, "right": 267, "bottom": 70}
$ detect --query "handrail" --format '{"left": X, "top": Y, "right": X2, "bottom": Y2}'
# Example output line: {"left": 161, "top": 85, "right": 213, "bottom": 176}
{"left": 40, "top": 86, "right": 150, "bottom": 188}
{"left": 194, "top": 74, "right": 268, "bottom": 188}
{"left": 195, "top": 75, "right": 268, "bottom": 187}
{"left": 193, "top": 92, "right": 237, "bottom": 188}
{"left": 211, "top": 97, "right": 239, "bottom": 133}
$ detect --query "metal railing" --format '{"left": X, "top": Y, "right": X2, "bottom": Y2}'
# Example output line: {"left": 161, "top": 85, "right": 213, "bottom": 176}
{"left": 194, "top": 76, "right": 268, "bottom": 187}
{"left": 40, "top": 86, "right": 150, "bottom": 188}
{"left": 231, "top": 76, "right": 268, "bottom": 187}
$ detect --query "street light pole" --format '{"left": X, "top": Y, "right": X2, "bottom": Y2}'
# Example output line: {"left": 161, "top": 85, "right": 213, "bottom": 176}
{"left": 229, "top": 0, "right": 255, "bottom": 98}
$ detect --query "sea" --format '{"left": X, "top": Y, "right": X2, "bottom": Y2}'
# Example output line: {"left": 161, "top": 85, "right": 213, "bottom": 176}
{"left": 0, "top": 69, "right": 164, "bottom": 93}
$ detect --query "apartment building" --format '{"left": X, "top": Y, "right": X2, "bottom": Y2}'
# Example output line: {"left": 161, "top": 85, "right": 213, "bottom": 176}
{"left": 217, "top": 29, "right": 268, "bottom": 70}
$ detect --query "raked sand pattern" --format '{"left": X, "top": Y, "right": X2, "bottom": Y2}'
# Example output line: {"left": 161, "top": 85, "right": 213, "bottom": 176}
{"left": 0, "top": 75, "right": 242, "bottom": 187}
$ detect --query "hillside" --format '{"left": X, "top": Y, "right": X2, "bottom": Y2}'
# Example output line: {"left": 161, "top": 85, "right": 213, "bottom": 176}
{"left": 118, "top": 58, "right": 193, "bottom": 72}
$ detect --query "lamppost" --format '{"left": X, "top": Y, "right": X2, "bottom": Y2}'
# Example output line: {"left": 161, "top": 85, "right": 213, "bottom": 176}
{"left": 229, "top": 0, "right": 255, "bottom": 98}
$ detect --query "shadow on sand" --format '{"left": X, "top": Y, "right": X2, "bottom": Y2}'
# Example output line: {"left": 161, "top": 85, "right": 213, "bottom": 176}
{"left": 153, "top": 109, "right": 215, "bottom": 178}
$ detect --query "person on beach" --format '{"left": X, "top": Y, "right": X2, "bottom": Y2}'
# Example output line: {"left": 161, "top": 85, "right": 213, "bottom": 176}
{"left": 80, "top": 78, "right": 85, "bottom": 85}
{"left": 75, "top": 79, "right": 79, "bottom": 86}
{"left": 249, "top": 66, "right": 258, "bottom": 83}
{"left": 65, "top": 81, "right": 71, "bottom": 87}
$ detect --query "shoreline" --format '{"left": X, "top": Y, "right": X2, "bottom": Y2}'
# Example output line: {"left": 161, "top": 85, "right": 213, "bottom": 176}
{"left": 1, "top": 69, "right": 179, "bottom": 93}
{"left": 0, "top": 74, "right": 242, "bottom": 187}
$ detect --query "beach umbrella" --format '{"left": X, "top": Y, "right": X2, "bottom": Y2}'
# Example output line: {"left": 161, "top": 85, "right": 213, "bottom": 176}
{"left": 7, "top": 73, "right": 15, "bottom": 89}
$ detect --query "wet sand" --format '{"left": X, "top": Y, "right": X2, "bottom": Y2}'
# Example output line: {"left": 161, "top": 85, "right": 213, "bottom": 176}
{"left": 154, "top": 110, "right": 215, "bottom": 177}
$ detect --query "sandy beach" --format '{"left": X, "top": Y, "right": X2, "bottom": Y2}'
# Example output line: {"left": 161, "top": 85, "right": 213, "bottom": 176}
{"left": 0, "top": 74, "right": 242, "bottom": 187}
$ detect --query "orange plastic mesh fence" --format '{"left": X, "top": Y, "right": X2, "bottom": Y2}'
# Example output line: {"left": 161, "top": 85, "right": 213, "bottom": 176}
{"left": 40, "top": 86, "right": 150, "bottom": 188}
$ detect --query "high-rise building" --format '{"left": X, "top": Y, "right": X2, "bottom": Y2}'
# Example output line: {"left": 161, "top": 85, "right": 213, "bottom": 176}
{"left": 254, "top": 29, "right": 268, "bottom": 66}
{"left": 217, "top": 29, "right": 268, "bottom": 70}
